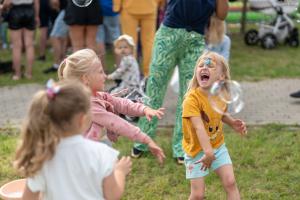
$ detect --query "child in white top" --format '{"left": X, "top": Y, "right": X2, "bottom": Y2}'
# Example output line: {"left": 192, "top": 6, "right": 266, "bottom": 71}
{"left": 107, "top": 34, "right": 141, "bottom": 96}
{"left": 15, "top": 80, "right": 132, "bottom": 200}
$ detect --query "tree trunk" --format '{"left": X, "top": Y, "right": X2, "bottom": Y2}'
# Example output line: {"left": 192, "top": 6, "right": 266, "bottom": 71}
{"left": 240, "top": 0, "right": 248, "bottom": 34}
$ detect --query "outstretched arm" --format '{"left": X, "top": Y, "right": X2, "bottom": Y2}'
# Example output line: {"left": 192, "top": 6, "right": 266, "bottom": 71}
{"left": 222, "top": 115, "right": 247, "bottom": 136}
{"left": 215, "top": 0, "right": 229, "bottom": 20}
{"left": 143, "top": 107, "right": 165, "bottom": 121}
{"left": 108, "top": 59, "right": 128, "bottom": 80}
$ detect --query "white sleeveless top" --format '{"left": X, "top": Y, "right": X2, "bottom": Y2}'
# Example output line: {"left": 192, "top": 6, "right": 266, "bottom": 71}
{"left": 12, "top": 0, "right": 34, "bottom": 5}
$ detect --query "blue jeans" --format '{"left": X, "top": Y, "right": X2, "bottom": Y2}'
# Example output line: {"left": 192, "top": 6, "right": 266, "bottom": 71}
{"left": 96, "top": 15, "right": 120, "bottom": 44}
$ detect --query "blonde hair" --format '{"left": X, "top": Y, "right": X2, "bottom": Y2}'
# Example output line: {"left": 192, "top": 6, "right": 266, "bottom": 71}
{"left": 58, "top": 49, "right": 99, "bottom": 81}
{"left": 113, "top": 35, "right": 135, "bottom": 50}
{"left": 14, "top": 80, "right": 91, "bottom": 177}
{"left": 206, "top": 15, "right": 226, "bottom": 45}
{"left": 186, "top": 51, "right": 231, "bottom": 95}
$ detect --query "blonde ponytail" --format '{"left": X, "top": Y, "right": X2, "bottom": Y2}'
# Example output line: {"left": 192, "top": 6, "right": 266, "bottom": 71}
{"left": 58, "top": 49, "right": 99, "bottom": 81}
{"left": 58, "top": 59, "right": 67, "bottom": 80}
{"left": 14, "top": 80, "right": 91, "bottom": 177}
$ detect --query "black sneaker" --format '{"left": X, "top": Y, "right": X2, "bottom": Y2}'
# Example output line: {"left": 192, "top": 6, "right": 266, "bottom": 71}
{"left": 290, "top": 90, "right": 300, "bottom": 98}
{"left": 141, "top": 77, "right": 148, "bottom": 93}
{"left": 37, "top": 55, "right": 46, "bottom": 61}
{"left": 131, "top": 147, "right": 143, "bottom": 158}
{"left": 176, "top": 157, "right": 184, "bottom": 165}
{"left": 43, "top": 65, "right": 58, "bottom": 74}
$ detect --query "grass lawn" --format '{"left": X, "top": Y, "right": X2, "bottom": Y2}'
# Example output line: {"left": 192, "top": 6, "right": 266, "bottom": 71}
{"left": 229, "top": 33, "right": 300, "bottom": 81}
{"left": 1, "top": 124, "right": 300, "bottom": 199}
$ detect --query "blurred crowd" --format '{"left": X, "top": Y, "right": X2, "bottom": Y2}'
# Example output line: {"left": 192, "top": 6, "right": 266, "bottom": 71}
{"left": 0, "top": 0, "right": 166, "bottom": 80}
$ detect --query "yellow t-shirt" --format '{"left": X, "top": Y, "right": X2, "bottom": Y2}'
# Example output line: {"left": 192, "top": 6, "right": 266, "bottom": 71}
{"left": 182, "top": 88, "right": 225, "bottom": 157}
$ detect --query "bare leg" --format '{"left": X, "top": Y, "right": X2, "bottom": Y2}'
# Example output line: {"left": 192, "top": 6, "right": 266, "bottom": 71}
{"left": 215, "top": 164, "right": 240, "bottom": 200}
{"left": 38, "top": 27, "right": 48, "bottom": 59}
{"left": 189, "top": 178, "right": 205, "bottom": 200}
{"left": 10, "top": 29, "right": 22, "bottom": 79}
{"left": 69, "top": 25, "right": 85, "bottom": 52}
{"left": 97, "top": 42, "right": 106, "bottom": 69}
{"left": 23, "top": 29, "right": 35, "bottom": 78}
{"left": 86, "top": 25, "right": 97, "bottom": 51}
{"left": 51, "top": 36, "right": 67, "bottom": 65}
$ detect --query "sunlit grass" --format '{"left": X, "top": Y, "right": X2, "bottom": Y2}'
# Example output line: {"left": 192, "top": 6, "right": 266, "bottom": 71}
{"left": 1, "top": 125, "right": 300, "bottom": 199}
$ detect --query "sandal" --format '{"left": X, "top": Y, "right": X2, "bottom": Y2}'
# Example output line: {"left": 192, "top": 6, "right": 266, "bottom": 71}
{"left": 12, "top": 75, "right": 20, "bottom": 80}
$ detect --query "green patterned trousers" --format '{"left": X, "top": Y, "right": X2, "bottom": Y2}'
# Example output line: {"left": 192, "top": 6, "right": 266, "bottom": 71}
{"left": 134, "top": 25, "right": 205, "bottom": 158}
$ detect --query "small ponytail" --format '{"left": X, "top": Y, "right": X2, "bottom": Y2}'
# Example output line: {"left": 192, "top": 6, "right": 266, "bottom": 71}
{"left": 58, "top": 59, "right": 67, "bottom": 80}
{"left": 57, "top": 49, "right": 99, "bottom": 81}
{"left": 14, "top": 80, "right": 91, "bottom": 177}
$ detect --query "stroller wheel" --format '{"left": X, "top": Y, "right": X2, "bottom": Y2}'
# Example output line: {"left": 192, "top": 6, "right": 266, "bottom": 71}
{"left": 288, "top": 39, "right": 299, "bottom": 47}
{"left": 261, "top": 34, "right": 277, "bottom": 49}
{"left": 244, "top": 29, "right": 259, "bottom": 45}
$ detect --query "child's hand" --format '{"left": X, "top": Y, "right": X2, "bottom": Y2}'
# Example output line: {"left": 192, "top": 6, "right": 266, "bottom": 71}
{"left": 107, "top": 75, "right": 113, "bottom": 80}
{"left": 194, "top": 152, "right": 216, "bottom": 171}
{"left": 147, "top": 140, "right": 166, "bottom": 165}
{"left": 231, "top": 119, "right": 247, "bottom": 136}
{"left": 144, "top": 107, "right": 165, "bottom": 121}
{"left": 115, "top": 156, "right": 132, "bottom": 176}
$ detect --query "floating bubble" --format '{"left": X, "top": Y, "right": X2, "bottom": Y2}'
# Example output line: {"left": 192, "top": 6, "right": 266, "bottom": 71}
{"left": 72, "top": 0, "right": 92, "bottom": 7}
{"left": 208, "top": 80, "right": 244, "bottom": 115}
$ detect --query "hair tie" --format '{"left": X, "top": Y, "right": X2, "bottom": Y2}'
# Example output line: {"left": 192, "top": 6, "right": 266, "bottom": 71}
{"left": 46, "top": 79, "right": 60, "bottom": 99}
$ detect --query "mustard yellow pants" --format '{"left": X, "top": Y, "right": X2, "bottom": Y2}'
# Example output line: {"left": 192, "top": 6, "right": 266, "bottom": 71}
{"left": 120, "top": 10, "right": 157, "bottom": 77}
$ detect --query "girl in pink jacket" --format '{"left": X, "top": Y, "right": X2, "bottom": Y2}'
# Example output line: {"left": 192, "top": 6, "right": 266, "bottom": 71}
{"left": 58, "top": 48, "right": 165, "bottom": 164}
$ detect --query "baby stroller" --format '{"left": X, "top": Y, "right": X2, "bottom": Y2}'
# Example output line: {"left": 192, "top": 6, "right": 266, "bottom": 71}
{"left": 108, "top": 78, "right": 149, "bottom": 122}
{"left": 244, "top": 0, "right": 299, "bottom": 49}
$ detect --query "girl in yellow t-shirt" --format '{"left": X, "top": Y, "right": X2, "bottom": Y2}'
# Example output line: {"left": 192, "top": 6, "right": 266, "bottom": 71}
{"left": 182, "top": 51, "right": 247, "bottom": 200}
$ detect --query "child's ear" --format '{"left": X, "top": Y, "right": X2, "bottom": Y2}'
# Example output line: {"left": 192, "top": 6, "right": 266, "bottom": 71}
{"left": 81, "top": 74, "right": 89, "bottom": 86}
{"left": 219, "top": 74, "right": 225, "bottom": 81}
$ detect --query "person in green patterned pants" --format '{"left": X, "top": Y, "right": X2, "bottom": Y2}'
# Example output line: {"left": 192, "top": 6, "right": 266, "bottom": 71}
{"left": 132, "top": 0, "right": 229, "bottom": 164}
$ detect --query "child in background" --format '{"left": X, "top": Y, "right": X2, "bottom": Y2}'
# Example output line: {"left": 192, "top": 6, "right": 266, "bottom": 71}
{"left": 58, "top": 49, "right": 166, "bottom": 164}
{"left": 182, "top": 52, "right": 247, "bottom": 199}
{"left": 205, "top": 14, "right": 231, "bottom": 61}
{"left": 15, "top": 80, "right": 132, "bottom": 200}
{"left": 107, "top": 34, "right": 140, "bottom": 96}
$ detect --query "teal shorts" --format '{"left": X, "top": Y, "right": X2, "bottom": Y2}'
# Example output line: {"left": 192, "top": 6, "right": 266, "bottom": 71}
{"left": 184, "top": 144, "right": 232, "bottom": 179}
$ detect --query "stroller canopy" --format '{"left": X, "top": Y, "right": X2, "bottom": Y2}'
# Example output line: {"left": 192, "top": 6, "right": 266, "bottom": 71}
{"left": 249, "top": 0, "right": 299, "bottom": 15}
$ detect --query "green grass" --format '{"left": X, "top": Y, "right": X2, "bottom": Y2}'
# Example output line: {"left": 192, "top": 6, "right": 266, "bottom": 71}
{"left": 229, "top": 33, "right": 300, "bottom": 81}
{"left": 1, "top": 125, "right": 300, "bottom": 199}
{"left": 227, "top": 12, "right": 273, "bottom": 24}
